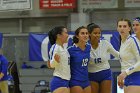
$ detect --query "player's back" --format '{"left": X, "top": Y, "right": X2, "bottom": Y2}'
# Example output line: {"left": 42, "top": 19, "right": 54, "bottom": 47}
{"left": 49, "top": 44, "right": 71, "bottom": 80}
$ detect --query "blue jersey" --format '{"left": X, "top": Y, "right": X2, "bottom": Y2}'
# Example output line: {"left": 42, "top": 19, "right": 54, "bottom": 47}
{"left": 0, "top": 55, "right": 8, "bottom": 81}
{"left": 68, "top": 44, "right": 91, "bottom": 81}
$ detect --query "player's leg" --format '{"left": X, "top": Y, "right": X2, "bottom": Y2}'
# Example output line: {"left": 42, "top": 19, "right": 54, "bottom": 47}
{"left": 53, "top": 87, "right": 70, "bottom": 93}
{"left": 0, "top": 81, "right": 9, "bottom": 93}
{"left": 124, "top": 86, "right": 140, "bottom": 93}
{"left": 83, "top": 85, "right": 91, "bottom": 93}
{"left": 90, "top": 81, "right": 99, "bottom": 93}
{"left": 70, "top": 86, "right": 84, "bottom": 93}
{"left": 100, "top": 80, "right": 112, "bottom": 93}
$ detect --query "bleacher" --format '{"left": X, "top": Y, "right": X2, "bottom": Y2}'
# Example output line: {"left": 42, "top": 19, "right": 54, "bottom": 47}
{"left": 8, "top": 60, "right": 120, "bottom": 93}
{"left": 18, "top": 62, "right": 53, "bottom": 93}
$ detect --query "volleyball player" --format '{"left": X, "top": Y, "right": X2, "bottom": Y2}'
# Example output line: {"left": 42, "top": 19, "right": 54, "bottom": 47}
{"left": 68, "top": 26, "right": 91, "bottom": 93}
{"left": 0, "top": 49, "right": 9, "bottom": 93}
{"left": 87, "top": 23, "right": 119, "bottom": 93}
{"left": 117, "top": 18, "right": 140, "bottom": 93}
{"left": 48, "top": 26, "right": 70, "bottom": 93}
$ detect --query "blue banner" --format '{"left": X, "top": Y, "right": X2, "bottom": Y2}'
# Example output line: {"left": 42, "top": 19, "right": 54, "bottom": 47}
{"left": 29, "top": 33, "right": 48, "bottom": 61}
{"left": 29, "top": 31, "right": 120, "bottom": 61}
{"left": 29, "top": 32, "right": 74, "bottom": 61}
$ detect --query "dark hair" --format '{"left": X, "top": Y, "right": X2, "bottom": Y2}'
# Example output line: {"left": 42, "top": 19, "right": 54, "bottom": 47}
{"left": 133, "top": 17, "right": 140, "bottom": 23}
{"left": 87, "top": 23, "right": 100, "bottom": 34}
{"left": 48, "top": 26, "right": 66, "bottom": 45}
{"left": 73, "top": 26, "right": 87, "bottom": 43}
{"left": 117, "top": 18, "right": 132, "bottom": 35}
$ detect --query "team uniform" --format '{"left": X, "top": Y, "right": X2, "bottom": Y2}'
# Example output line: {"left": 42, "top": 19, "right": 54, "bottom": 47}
{"left": 49, "top": 44, "right": 70, "bottom": 92}
{"left": 0, "top": 55, "right": 9, "bottom": 93}
{"left": 88, "top": 39, "right": 119, "bottom": 83}
{"left": 68, "top": 43, "right": 91, "bottom": 89}
{"left": 119, "top": 36, "right": 140, "bottom": 86}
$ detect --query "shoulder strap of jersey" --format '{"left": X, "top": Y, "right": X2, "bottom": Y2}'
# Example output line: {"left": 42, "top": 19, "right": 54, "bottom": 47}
{"left": 131, "top": 36, "right": 140, "bottom": 55}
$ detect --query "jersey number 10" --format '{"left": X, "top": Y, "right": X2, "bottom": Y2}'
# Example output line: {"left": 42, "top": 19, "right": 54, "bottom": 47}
{"left": 82, "top": 58, "right": 89, "bottom": 66}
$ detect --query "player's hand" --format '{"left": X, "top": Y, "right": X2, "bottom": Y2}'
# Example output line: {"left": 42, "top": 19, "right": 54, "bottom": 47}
{"left": 0, "top": 73, "right": 4, "bottom": 79}
{"left": 117, "top": 71, "right": 127, "bottom": 88}
{"left": 46, "top": 60, "right": 51, "bottom": 68}
{"left": 54, "top": 54, "right": 60, "bottom": 63}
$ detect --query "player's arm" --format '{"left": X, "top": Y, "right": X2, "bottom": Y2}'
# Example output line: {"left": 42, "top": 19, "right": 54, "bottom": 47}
{"left": 126, "top": 60, "right": 140, "bottom": 75}
{"left": 0, "top": 57, "right": 8, "bottom": 79}
{"left": 125, "top": 38, "right": 140, "bottom": 75}
{"left": 46, "top": 54, "right": 60, "bottom": 69}
{"left": 106, "top": 40, "right": 119, "bottom": 58}
{"left": 49, "top": 46, "right": 60, "bottom": 68}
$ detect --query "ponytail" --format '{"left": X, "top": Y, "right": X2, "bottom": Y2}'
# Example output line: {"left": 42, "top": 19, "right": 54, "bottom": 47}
{"left": 48, "top": 29, "right": 56, "bottom": 45}
{"left": 48, "top": 26, "right": 66, "bottom": 45}
{"left": 73, "top": 36, "right": 79, "bottom": 43}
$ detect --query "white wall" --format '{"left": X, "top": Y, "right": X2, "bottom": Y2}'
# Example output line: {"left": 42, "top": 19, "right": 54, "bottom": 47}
{"left": 68, "top": 13, "right": 90, "bottom": 31}
{"left": 0, "top": 0, "right": 72, "bottom": 33}
{"left": 91, "top": 10, "right": 140, "bottom": 30}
